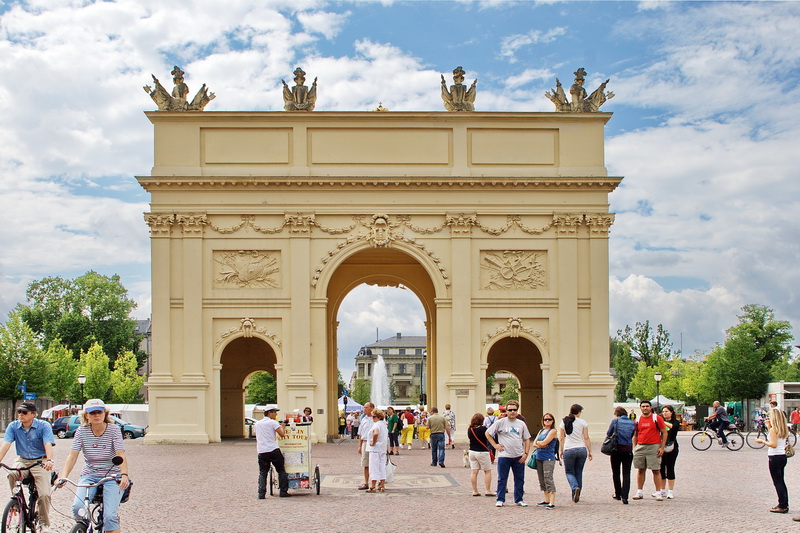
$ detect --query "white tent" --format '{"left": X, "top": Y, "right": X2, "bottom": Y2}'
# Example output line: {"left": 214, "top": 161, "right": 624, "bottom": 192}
{"left": 650, "top": 395, "right": 684, "bottom": 413}
{"left": 337, "top": 396, "right": 363, "bottom": 412}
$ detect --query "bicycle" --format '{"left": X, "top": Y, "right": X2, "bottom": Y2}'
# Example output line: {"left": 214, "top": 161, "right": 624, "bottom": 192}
{"left": 0, "top": 461, "right": 55, "bottom": 533}
{"left": 746, "top": 420, "right": 798, "bottom": 449}
{"left": 56, "top": 457, "right": 132, "bottom": 533}
{"left": 691, "top": 421, "right": 744, "bottom": 451}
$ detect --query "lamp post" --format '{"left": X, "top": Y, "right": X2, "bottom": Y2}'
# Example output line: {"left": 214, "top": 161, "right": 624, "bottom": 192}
{"left": 654, "top": 372, "right": 663, "bottom": 412}
{"left": 77, "top": 374, "right": 86, "bottom": 406}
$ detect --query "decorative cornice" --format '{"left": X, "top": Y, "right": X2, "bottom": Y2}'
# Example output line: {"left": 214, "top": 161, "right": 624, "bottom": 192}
{"left": 216, "top": 318, "right": 282, "bottom": 348}
{"left": 585, "top": 213, "right": 616, "bottom": 235}
{"left": 144, "top": 213, "right": 175, "bottom": 235}
{"left": 552, "top": 214, "right": 583, "bottom": 236}
{"left": 481, "top": 317, "right": 548, "bottom": 347}
{"left": 137, "top": 176, "right": 623, "bottom": 192}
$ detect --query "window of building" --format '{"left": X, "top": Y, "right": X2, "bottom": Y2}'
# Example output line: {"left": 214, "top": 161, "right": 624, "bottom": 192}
{"left": 415, "top": 364, "right": 421, "bottom": 375}
{"left": 399, "top": 348, "right": 405, "bottom": 355}
{"left": 415, "top": 349, "right": 423, "bottom": 355}
{"left": 358, "top": 364, "right": 364, "bottom": 377}
{"left": 398, "top": 385, "right": 407, "bottom": 397}
{"left": 382, "top": 348, "right": 389, "bottom": 355}
{"left": 399, "top": 363, "right": 406, "bottom": 374}
{"left": 367, "top": 363, "right": 372, "bottom": 377}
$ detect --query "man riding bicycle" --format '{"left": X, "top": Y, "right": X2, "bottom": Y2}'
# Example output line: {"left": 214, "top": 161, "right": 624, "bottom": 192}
{"left": 704, "top": 400, "right": 730, "bottom": 446}
{"left": 0, "top": 401, "right": 55, "bottom": 533}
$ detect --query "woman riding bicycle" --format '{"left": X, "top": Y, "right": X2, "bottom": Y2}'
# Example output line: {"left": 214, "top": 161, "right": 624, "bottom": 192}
{"left": 57, "top": 399, "right": 130, "bottom": 533}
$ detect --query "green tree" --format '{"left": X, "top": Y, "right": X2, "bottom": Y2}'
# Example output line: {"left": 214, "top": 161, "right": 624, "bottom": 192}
{"left": 246, "top": 371, "right": 277, "bottom": 404}
{"left": 110, "top": 350, "right": 145, "bottom": 403}
{"left": 352, "top": 378, "right": 371, "bottom": 405}
{"left": 44, "top": 338, "right": 80, "bottom": 403}
{"left": 17, "top": 271, "right": 144, "bottom": 366}
{"left": 337, "top": 370, "right": 347, "bottom": 398}
{"left": 80, "top": 343, "right": 112, "bottom": 401}
{"left": 500, "top": 376, "right": 520, "bottom": 404}
{"left": 0, "top": 313, "right": 48, "bottom": 402}
{"left": 486, "top": 373, "right": 496, "bottom": 397}
{"left": 726, "top": 304, "right": 793, "bottom": 366}
{"left": 617, "top": 321, "right": 674, "bottom": 366}
{"left": 611, "top": 338, "right": 637, "bottom": 402}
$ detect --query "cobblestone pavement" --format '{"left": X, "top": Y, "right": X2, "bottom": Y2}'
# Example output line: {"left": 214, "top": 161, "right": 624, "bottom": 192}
{"left": 6, "top": 433, "right": 800, "bottom": 532}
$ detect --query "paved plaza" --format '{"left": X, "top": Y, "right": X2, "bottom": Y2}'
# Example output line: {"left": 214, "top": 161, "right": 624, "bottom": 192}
{"left": 6, "top": 433, "right": 800, "bottom": 532}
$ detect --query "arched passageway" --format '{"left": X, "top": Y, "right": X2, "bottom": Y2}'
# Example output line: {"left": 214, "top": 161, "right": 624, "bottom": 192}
{"left": 220, "top": 337, "right": 276, "bottom": 438}
{"left": 487, "top": 337, "right": 543, "bottom": 427}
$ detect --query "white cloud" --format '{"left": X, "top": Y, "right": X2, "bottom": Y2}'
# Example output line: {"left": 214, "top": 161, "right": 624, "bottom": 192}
{"left": 499, "top": 27, "right": 566, "bottom": 63}
{"left": 297, "top": 10, "right": 350, "bottom": 40}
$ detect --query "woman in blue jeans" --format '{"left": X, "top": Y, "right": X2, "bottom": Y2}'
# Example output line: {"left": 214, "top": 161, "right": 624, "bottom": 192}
{"left": 559, "top": 404, "right": 593, "bottom": 503}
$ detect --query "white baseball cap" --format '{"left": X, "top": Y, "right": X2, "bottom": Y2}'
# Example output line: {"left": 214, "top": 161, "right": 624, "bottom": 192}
{"left": 84, "top": 398, "right": 107, "bottom": 413}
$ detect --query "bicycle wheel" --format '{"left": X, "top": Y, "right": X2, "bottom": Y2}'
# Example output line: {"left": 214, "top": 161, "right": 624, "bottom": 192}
{"left": 789, "top": 431, "right": 798, "bottom": 447}
{"left": 691, "top": 431, "right": 713, "bottom": 451}
{"left": 68, "top": 521, "right": 88, "bottom": 533}
{"left": 314, "top": 465, "right": 321, "bottom": 495}
{"left": 1, "top": 499, "right": 25, "bottom": 533}
{"left": 725, "top": 431, "right": 744, "bottom": 451}
{"left": 746, "top": 430, "right": 766, "bottom": 449}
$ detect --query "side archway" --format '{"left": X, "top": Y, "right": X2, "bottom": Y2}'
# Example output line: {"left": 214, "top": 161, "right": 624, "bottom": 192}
{"left": 219, "top": 337, "right": 277, "bottom": 438}
{"left": 486, "top": 336, "right": 543, "bottom": 427}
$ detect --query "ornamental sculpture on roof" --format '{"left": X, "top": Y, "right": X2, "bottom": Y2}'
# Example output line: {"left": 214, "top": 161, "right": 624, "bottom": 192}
{"left": 143, "top": 66, "right": 215, "bottom": 112}
{"left": 282, "top": 68, "right": 318, "bottom": 112}
{"left": 545, "top": 68, "right": 614, "bottom": 112}
{"left": 441, "top": 66, "right": 477, "bottom": 112}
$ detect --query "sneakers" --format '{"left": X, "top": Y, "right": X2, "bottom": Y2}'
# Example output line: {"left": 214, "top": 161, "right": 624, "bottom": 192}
{"left": 656, "top": 493, "right": 664, "bottom": 501}
{"left": 515, "top": 501, "right": 528, "bottom": 507}
{"left": 653, "top": 490, "right": 666, "bottom": 500}
{"left": 546, "top": 504, "right": 555, "bottom": 510}
{"left": 632, "top": 491, "right": 644, "bottom": 500}
{"left": 496, "top": 501, "right": 504, "bottom": 507}
{"left": 770, "top": 506, "right": 789, "bottom": 514}
{"left": 667, "top": 490, "right": 674, "bottom": 499}
{"left": 537, "top": 501, "right": 549, "bottom": 507}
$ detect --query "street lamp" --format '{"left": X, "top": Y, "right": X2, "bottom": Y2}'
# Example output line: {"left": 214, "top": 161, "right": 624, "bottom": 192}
{"left": 77, "top": 374, "right": 86, "bottom": 406}
{"left": 654, "top": 372, "right": 663, "bottom": 412}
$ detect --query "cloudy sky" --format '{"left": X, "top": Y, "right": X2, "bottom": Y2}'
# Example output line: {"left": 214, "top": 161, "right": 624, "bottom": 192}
{"left": 1, "top": 0, "right": 798, "bottom": 381}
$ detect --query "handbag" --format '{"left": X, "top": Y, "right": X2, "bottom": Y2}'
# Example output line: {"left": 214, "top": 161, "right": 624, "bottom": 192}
{"left": 601, "top": 419, "right": 619, "bottom": 455}
{"left": 527, "top": 450, "right": 537, "bottom": 469}
{"left": 385, "top": 456, "right": 396, "bottom": 483}
{"left": 786, "top": 443, "right": 795, "bottom": 458}
{"left": 663, "top": 441, "right": 675, "bottom": 454}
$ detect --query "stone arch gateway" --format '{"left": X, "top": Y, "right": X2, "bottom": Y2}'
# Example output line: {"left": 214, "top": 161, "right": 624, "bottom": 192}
{"left": 138, "top": 111, "right": 621, "bottom": 443}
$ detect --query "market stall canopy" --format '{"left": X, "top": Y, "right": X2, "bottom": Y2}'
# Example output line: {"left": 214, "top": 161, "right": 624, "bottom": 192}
{"left": 338, "top": 396, "right": 363, "bottom": 412}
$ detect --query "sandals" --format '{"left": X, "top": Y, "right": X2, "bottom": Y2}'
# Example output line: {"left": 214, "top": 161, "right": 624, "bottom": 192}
{"left": 365, "top": 488, "right": 377, "bottom": 493}
{"left": 357, "top": 484, "right": 369, "bottom": 490}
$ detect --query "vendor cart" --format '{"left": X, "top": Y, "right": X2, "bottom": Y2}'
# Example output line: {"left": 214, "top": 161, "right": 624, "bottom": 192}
{"left": 269, "top": 420, "right": 321, "bottom": 495}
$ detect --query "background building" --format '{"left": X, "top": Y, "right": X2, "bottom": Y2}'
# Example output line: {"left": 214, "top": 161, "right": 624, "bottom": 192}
{"left": 354, "top": 333, "right": 426, "bottom": 405}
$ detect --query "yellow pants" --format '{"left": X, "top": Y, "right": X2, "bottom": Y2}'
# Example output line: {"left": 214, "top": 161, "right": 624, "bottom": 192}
{"left": 401, "top": 425, "right": 414, "bottom": 445}
{"left": 417, "top": 426, "right": 430, "bottom": 441}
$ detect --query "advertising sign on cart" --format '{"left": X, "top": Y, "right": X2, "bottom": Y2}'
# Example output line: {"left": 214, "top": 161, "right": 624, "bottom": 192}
{"left": 279, "top": 423, "right": 312, "bottom": 489}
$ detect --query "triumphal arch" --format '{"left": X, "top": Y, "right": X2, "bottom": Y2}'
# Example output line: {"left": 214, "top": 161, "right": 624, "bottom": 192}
{"left": 138, "top": 67, "right": 620, "bottom": 443}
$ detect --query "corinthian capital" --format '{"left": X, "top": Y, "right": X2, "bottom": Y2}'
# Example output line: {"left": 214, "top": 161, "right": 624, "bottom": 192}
{"left": 552, "top": 214, "right": 584, "bottom": 236}
{"left": 585, "top": 214, "right": 616, "bottom": 235}
{"left": 285, "top": 213, "right": 316, "bottom": 234}
{"left": 176, "top": 213, "right": 208, "bottom": 235}
{"left": 144, "top": 213, "right": 175, "bottom": 236}
{"left": 445, "top": 212, "right": 477, "bottom": 235}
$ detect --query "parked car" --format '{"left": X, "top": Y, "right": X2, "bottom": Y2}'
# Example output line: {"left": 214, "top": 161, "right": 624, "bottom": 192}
{"left": 51, "top": 414, "right": 148, "bottom": 439}
{"left": 245, "top": 417, "right": 257, "bottom": 438}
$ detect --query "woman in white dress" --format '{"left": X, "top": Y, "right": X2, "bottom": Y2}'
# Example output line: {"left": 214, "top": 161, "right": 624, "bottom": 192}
{"left": 367, "top": 409, "right": 389, "bottom": 492}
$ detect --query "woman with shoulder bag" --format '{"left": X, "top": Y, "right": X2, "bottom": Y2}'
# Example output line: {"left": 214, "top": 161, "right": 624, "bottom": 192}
{"left": 467, "top": 413, "right": 495, "bottom": 497}
{"left": 756, "top": 407, "right": 789, "bottom": 513}
{"left": 657, "top": 405, "right": 680, "bottom": 500}
{"left": 608, "top": 406, "right": 636, "bottom": 504}
{"left": 532, "top": 413, "right": 558, "bottom": 509}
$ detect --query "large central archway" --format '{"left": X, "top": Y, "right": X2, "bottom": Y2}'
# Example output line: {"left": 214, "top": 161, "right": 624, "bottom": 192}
{"left": 323, "top": 246, "right": 438, "bottom": 438}
{"left": 219, "top": 337, "right": 277, "bottom": 438}
{"left": 486, "top": 336, "right": 544, "bottom": 426}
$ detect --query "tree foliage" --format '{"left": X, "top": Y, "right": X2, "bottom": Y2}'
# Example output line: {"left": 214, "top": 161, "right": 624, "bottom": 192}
{"left": 246, "top": 371, "right": 277, "bottom": 404}
{"left": 110, "top": 350, "right": 144, "bottom": 403}
{"left": 351, "top": 378, "right": 371, "bottom": 406}
{"left": 17, "top": 271, "right": 144, "bottom": 366}
{"left": 500, "top": 376, "right": 520, "bottom": 404}
{"left": 337, "top": 370, "right": 347, "bottom": 398}
{"left": 80, "top": 343, "right": 112, "bottom": 401}
{"left": 0, "top": 313, "right": 48, "bottom": 402}
{"left": 44, "top": 339, "right": 80, "bottom": 403}
{"left": 611, "top": 338, "right": 637, "bottom": 402}
{"left": 617, "top": 321, "right": 674, "bottom": 366}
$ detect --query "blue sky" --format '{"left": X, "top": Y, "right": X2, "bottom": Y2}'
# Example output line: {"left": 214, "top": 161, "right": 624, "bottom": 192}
{"left": 1, "top": 0, "right": 798, "bottom": 381}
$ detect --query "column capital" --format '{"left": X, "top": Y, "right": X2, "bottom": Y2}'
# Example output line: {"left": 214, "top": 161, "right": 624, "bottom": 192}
{"left": 175, "top": 212, "right": 207, "bottom": 236}
{"left": 552, "top": 213, "right": 583, "bottom": 237}
{"left": 144, "top": 213, "right": 175, "bottom": 236}
{"left": 585, "top": 213, "right": 615, "bottom": 236}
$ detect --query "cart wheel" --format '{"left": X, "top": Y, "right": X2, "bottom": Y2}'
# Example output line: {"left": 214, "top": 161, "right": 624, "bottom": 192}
{"left": 314, "top": 465, "right": 320, "bottom": 495}
{"left": 268, "top": 466, "right": 275, "bottom": 496}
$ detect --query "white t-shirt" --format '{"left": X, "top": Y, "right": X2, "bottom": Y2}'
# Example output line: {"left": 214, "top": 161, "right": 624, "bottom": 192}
{"left": 487, "top": 417, "right": 531, "bottom": 458}
{"left": 255, "top": 417, "right": 282, "bottom": 453}
{"left": 359, "top": 416, "right": 375, "bottom": 442}
{"left": 366, "top": 420, "right": 388, "bottom": 452}
{"left": 560, "top": 416, "right": 588, "bottom": 450}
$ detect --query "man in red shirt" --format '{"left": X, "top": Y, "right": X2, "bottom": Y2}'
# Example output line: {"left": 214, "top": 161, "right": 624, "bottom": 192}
{"left": 631, "top": 400, "right": 667, "bottom": 501}
{"left": 791, "top": 408, "right": 800, "bottom": 432}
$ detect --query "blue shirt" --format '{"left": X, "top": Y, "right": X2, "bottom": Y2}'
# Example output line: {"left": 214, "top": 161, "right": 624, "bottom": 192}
{"left": 3, "top": 419, "right": 55, "bottom": 459}
{"left": 607, "top": 416, "right": 636, "bottom": 447}
{"left": 535, "top": 428, "right": 557, "bottom": 460}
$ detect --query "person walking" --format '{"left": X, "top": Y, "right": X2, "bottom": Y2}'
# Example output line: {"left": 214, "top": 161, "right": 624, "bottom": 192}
{"left": 366, "top": 409, "right": 388, "bottom": 493}
{"left": 791, "top": 408, "right": 800, "bottom": 433}
{"left": 351, "top": 410, "right": 361, "bottom": 440}
{"left": 467, "top": 413, "right": 494, "bottom": 497}
{"left": 559, "top": 404, "right": 592, "bottom": 503}
{"left": 443, "top": 404, "right": 456, "bottom": 448}
{"left": 427, "top": 407, "right": 447, "bottom": 467}
{"left": 756, "top": 407, "right": 789, "bottom": 513}
{"left": 607, "top": 406, "right": 636, "bottom": 504}
{"left": 386, "top": 407, "right": 401, "bottom": 456}
{"left": 356, "top": 402, "right": 375, "bottom": 490}
{"left": 417, "top": 410, "right": 430, "bottom": 449}
{"left": 400, "top": 407, "right": 415, "bottom": 450}
{"left": 657, "top": 405, "right": 680, "bottom": 500}
{"left": 486, "top": 400, "right": 531, "bottom": 507}
{"left": 532, "top": 412, "right": 558, "bottom": 510}
{"left": 631, "top": 400, "right": 667, "bottom": 501}
{"left": 484, "top": 407, "right": 497, "bottom": 429}
{"left": 0, "top": 401, "right": 56, "bottom": 533}
{"left": 252, "top": 406, "right": 289, "bottom": 498}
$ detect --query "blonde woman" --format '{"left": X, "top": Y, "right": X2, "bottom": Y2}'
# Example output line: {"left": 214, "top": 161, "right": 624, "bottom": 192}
{"left": 756, "top": 408, "right": 789, "bottom": 513}
{"left": 366, "top": 409, "right": 388, "bottom": 493}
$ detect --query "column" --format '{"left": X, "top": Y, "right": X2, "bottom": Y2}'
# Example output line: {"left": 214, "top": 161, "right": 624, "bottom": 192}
{"left": 176, "top": 213, "right": 208, "bottom": 383}
{"left": 144, "top": 213, "right": 174, "bottom": 383}
{"left": 586, "top": 214, "right": 617, "bottom": 382}
{"left": 554, "top": 214, "right": 582, "bottom": 381}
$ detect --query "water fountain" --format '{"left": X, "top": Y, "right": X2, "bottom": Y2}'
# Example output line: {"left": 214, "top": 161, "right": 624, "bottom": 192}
{"left": 371, "top": 354, "right": 391, "bottom": 407}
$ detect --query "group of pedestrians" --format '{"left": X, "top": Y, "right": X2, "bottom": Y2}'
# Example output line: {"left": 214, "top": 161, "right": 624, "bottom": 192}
{"left": 0, "top": 400, "right": 130, "bottom": 533}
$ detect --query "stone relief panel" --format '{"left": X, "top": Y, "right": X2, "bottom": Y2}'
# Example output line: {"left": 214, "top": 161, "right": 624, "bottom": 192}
{"left": 213, "top": 250, "right": 280, "bottom": 288}
{"left": 480, "top": 250, "right": 547, "bottom": 290}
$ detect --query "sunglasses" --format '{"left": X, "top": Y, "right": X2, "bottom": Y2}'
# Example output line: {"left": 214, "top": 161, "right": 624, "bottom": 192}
{"left": 506, "top": 409, "right": 518, "bottom": 412}
{"left": 16, "top": 410, "right": 30, "bottom": 415}
{"left": 543, "top": 418, "right": 553, "bottom": 421}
